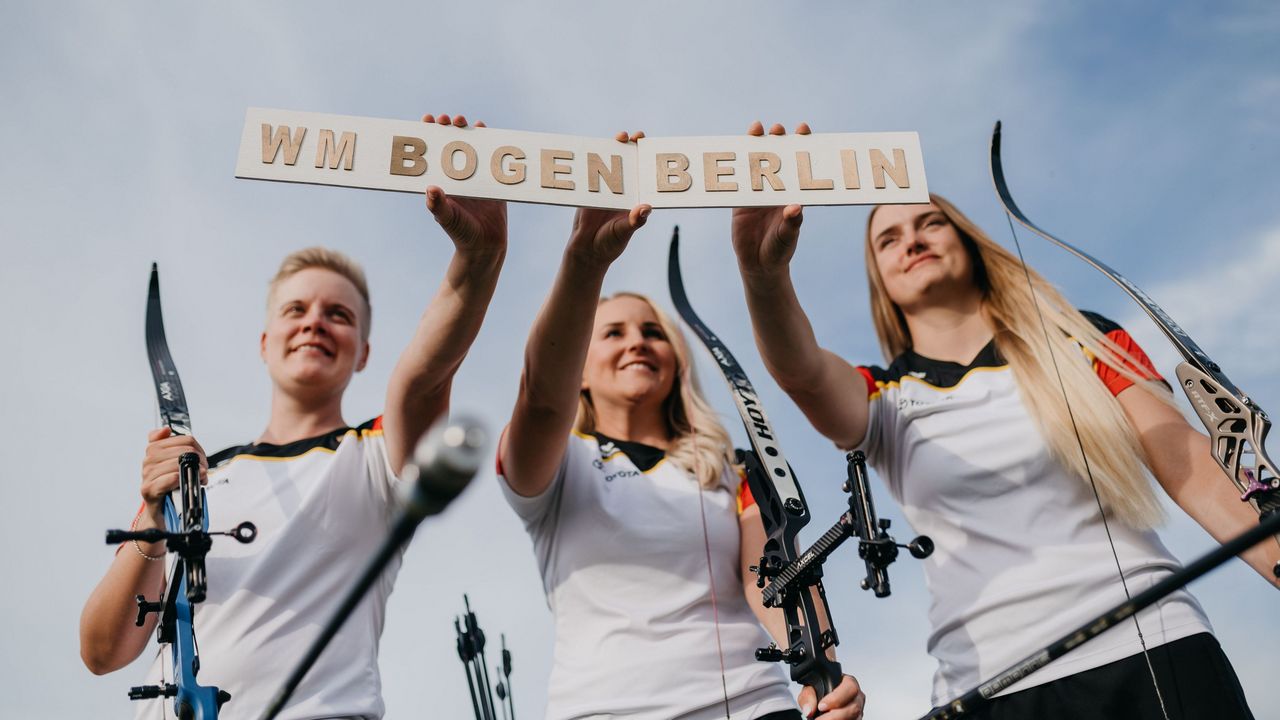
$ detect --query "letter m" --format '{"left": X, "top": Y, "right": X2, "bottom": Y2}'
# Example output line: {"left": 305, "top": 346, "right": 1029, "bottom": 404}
{"left": 261, "top": 124, "right": 306, "bottom": 166}
{"left": 315, "top": 129, "right": 356, "bottom": 170}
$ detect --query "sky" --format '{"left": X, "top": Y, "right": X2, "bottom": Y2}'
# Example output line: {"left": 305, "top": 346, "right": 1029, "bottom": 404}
{"left": 2, "top": 2, "right": 1278, "bottom": 718}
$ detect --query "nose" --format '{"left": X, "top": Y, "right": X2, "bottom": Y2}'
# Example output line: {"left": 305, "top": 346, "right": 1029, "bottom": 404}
{"left": 904, "top": 229, "right": 926, "bottom": 255}
{"left": 300, "top": 306, "right": 330, "bottom": 334}
{"left": 624, "top": 328, "right": 651, "bottom": 352}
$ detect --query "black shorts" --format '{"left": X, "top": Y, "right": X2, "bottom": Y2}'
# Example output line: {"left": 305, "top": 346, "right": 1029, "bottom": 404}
{"left": 965, "top": 632, "right": 1253, "bottom": 720}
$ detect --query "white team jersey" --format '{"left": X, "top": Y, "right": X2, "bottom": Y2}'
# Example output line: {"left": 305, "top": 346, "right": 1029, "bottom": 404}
{"left": 135, "top": 418, "right": 403, "bottom": 720}
{"left": 500, "top": 431, "right": 796, "bottom": 720}
{"left": 855, "top": 336, "right": 1211, "bottom": 704}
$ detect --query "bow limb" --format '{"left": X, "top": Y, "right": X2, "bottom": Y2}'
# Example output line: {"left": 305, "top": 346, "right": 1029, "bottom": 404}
{"left": 990, "top": 122, "right": 1280, "bottom": 555}
{"left": 668, "top": 230, "right": 843, "bottom": 700}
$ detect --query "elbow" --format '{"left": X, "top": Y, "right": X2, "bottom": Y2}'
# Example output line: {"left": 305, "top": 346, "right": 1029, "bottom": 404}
{"left": 80, "top": 644, "right": 119, "bottom": 676}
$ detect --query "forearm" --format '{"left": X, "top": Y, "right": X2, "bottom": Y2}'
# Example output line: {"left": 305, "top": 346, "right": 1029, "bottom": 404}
{"left": 385, "top": 248, "right": 505, "bottom": 471}
{"left": 1124, "top": 387, "right": 1280, "bottom": 587}
{"left": 516, "top": 251, "right": 608, "bottom": 426}
{"left": 740, "top": 269, "right": 827, "bottom": 392}
{"left": 502, "top": 251, "right": 610, "bottom": 494}
{"left": 1162, "top": 432, "right": 1280, "bottom": 587}
{"left": 80, "top": 514, "right": 166, "bottom": 674}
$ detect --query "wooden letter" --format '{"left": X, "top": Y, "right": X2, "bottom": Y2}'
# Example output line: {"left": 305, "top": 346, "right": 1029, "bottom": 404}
{"left": 491, "top": 146, "right": 526, "bottom": 185}
{"left": 390, "top": 136, "right": 427, "bottom": 177}
{"left": 702, "top": 152, "right": 738, "bottom": 192}
{"left": 748, "top": 152, "right": 784, "bottom": 191}
{"left": 655, "top": 153, "right": 692, "bottom": 192}
{"left": 870, "top": 148, "right": 910, "bottom": 189}
{"left": 315, "top": 130, "right": 356, "bottom": 170}
{"left": 442, "top": 141, "right": 478, "bottom": 181}
{"left": 795, "top": 151, "right": 833, "bottom": 190}
{"left": 261, "top": 124, "right": 306, "bottom": 165}
{"left": 840, "top": 150, "right": 861, "bottom": 189}
{"left": 541, "top": 149, "right": 575, "bottom": 190}
{"left": 587, "top": 153, "right": 624, "bottom": 194}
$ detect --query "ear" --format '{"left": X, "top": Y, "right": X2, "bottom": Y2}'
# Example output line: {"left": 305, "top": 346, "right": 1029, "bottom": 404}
{"left": 259, "top": 331, "right": 268, "bottom": 362}
{"left": 356, "top": 341, "right": 371, "bottom": 372}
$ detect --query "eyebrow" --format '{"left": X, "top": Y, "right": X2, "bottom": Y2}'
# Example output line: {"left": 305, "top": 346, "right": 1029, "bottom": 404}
{"left": 914, "top": 210, "right": 946, "bottom": 227}
{"left": 873, "top": 210, "right": 945, "bottom": 246}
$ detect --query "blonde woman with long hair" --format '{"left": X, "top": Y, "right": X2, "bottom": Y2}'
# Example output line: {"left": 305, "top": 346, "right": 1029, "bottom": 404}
{"left": 497, "top": 167, "right": 863, "bottom": 719}
{"left": 729, "top": 122, "right": 1275, "bottom": 720}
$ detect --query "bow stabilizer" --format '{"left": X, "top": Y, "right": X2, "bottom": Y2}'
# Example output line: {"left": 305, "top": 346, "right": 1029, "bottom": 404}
{"left": 669, "top": 228, "right": 930, "bottom": 697}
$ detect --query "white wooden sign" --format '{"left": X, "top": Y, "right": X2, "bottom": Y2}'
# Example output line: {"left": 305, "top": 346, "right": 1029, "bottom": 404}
{"left": 235, "top": 108, "right": 929, "bottom": 209}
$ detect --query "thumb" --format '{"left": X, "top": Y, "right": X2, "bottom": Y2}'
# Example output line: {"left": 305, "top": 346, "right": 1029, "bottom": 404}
{"left": 628, "top": 204, "right": 652, "bottom": 230}
{"left": 426, "top": 187, "right": 463, "bottom": 234}
{"left": 797, "top": 685, "right": 817, "bottom": 718}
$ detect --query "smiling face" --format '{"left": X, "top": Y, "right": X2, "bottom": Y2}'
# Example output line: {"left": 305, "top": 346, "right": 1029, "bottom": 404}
{"left": 868, "top": 202, "right": 978, "bottom": 312}
{"left": 582, "top": 295, "right": 678, "bottom": 417}
{"left": 260, "top": 267, "right": 370, "bottom": 400}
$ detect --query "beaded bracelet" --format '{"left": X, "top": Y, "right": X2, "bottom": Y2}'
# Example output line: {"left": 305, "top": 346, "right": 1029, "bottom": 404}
{"left": 130, "top": 507, "right": 166, "bottom": 561}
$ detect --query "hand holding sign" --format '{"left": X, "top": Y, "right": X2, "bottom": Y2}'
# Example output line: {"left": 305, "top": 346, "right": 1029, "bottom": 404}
{"left": 732, "top": 121, "right": 812, "bottom": 279}
{"left": 422, "top": 113, "right": 508, "bottom": 260}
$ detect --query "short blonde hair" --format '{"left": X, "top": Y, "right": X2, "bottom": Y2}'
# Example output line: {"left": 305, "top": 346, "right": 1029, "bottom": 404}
{"left": 268, "top": 247, "right": 372, "bottom": 341}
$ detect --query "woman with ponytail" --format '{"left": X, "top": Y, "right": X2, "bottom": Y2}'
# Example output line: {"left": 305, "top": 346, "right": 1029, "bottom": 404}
{"left": 730, "top": 121, "right": 1274, "bottom": 720}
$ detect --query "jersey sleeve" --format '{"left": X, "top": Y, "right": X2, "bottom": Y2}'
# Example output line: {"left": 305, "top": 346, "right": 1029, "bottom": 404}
{"left": 736, "top": 467, "right": 756, "bottom": 514}
{"left": 852, "top": 365, "right": 890, "bottom": 463}
{"left": 355, "top": 416, "right": 402, "bottom": 500}
{"left": 1081, "top": 311, "right": 1166, "bottom": 396}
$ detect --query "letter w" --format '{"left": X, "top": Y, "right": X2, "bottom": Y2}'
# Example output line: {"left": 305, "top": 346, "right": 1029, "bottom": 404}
{"left": 261, "top": 124, "right": 306, "bottom": 165}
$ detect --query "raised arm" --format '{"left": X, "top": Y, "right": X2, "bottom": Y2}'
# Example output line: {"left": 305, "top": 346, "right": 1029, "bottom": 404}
{"left": 383, "top": 114, "right": 508, "bottom": 474}
{"left": 499, "top": 194, "right": 651, "bottom": 497}
{"left": 731, "top": 121, "right": 869, "bottom": 450}
{"left": 1118, "top": 385, "right": 1280, "bottom": 588}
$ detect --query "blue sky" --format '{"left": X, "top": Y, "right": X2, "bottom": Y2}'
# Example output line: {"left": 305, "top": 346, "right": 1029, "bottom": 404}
{"left": 2, "top": 2, "right": 1277, "bottom": 718}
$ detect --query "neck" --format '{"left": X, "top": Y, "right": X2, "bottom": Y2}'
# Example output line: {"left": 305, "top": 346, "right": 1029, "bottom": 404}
{"left": 591, "top": 400, "right": 671, "bottom": 450}
{"left": 902, "top": 289, "right": 992, "bottom": 364}
{"left": 257, "top": 386, "right": 348, "bottom": 445}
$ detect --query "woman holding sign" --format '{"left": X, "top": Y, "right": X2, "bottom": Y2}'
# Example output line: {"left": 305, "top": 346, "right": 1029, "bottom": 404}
{"left": 729, "top": 122, "right": 1269, "bottom": 720}
{"left": 497, "top": 132, "right": 864, "bottom": 720}
{"left": 79, "top": 113, "right": 508, "bottom": 719}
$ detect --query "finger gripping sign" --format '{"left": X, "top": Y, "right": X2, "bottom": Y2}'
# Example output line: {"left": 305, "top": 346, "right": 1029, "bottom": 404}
{"left": 236, "top": 108, "right": 929, "bottom": 209}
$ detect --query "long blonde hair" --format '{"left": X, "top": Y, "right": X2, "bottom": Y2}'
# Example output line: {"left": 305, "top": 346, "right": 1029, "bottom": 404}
{"left": 575, "top": 292, "right": 735, "bottom": 490}
{"left": 864, "top": 194, "right": 1172, "bottom": 529}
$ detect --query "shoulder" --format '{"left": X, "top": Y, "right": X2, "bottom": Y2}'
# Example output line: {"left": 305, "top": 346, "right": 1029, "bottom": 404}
{"left": 208, "top": 421, "right": 377, "bottom": 470}
{"left": 1080, "top": 310, "right": 1123, "bottom": 334}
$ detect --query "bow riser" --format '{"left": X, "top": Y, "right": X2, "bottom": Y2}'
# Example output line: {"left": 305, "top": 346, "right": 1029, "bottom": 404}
{"left": 1176, "top": 364, "right": 1279, "bottom": 509}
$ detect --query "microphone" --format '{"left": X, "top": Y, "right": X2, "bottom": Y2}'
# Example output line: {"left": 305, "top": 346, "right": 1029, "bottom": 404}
{"left": 400, "top": 416, "right": 488, "bottom": 521}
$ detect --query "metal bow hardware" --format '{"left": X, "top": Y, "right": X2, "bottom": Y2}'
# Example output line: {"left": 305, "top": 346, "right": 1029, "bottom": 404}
{"left": 668, "top": 228, "right": 930, "bottom": 698}
{"left": 104, "top": 264, "right": 257, "bottom": 720}
{"left": 455, "top": 595, "right": 516, "bottom": 720}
